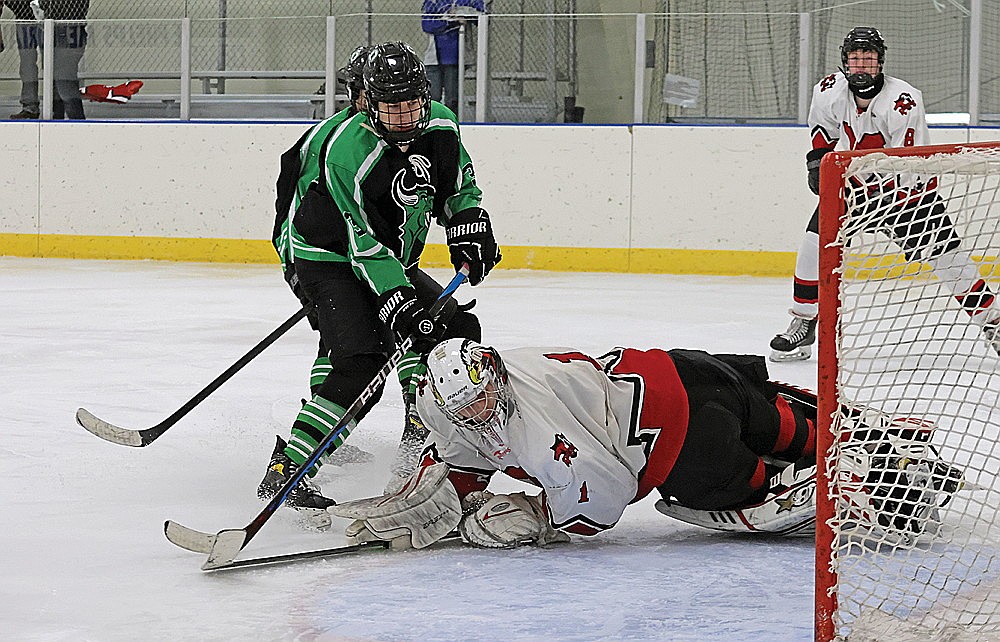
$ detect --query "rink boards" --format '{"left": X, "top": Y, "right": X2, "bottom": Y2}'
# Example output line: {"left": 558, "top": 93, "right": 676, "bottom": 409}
{"left": 0, "top": 121, "right": 993, "bottom": 275}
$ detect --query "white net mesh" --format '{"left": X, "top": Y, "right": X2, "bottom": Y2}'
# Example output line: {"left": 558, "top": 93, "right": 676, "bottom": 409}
{"left": 823, "top": 144, "right": 1000, "bottom": 641}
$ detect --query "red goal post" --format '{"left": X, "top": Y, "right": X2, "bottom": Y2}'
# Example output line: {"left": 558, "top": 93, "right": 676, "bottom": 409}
{"left": 816, "top": 141, "right": 1000, "bottom": 641}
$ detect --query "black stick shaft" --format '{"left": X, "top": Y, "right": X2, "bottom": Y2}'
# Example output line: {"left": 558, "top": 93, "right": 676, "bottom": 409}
{"left": 205, "top": 533, "right": 462, "bottom": 571}
{"left": 141, "top": 306, "right": 311, "bottom": 443}
{"left": 78, "top": 305, "right": 310, "bottom": 447}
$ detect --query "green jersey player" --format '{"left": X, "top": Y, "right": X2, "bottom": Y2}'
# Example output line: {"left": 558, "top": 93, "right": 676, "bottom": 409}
{"left": 259, "top": 41, "right": 500, "bottom": 526}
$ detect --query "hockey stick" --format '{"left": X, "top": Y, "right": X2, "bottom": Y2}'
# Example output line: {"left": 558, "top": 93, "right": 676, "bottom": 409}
{"left": 165, "top": 266, "right": 470, "bottom": 570}
{"left": 76, "top": 306, "right": 311, "bottom": 447}
{"left": 196, "top": 532, "right": 463, "bottom": 572}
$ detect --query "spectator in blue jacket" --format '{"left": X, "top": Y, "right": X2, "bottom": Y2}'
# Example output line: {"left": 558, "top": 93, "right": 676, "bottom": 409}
{"left": 421, "top": 0, "right": 485, "bottom": 116}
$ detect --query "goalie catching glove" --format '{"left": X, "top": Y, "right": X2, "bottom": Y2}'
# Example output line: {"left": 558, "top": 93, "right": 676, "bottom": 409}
{"left": 459, "top": 492, "right": 570, "bottom": 549}
{"left": 331, "top": 462, "right": 462, "bottom": 549}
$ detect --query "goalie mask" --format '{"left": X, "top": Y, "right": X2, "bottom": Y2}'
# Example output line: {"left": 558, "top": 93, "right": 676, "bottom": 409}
{"left": 339, "top": 44, "right": 370, "bottom": 113}
{"left": 840, "top": 26, "right": 887, "bottom": 99}
{"left": 426, "top": 339, "right": 511, "bottom": 446}
{"left": 364, "top": 41, "right": 431, "bottom": 147}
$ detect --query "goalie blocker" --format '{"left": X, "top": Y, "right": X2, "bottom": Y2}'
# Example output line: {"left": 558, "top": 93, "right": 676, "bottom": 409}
{"left": 332, "top": 462, "right": 462, "bottom": 549}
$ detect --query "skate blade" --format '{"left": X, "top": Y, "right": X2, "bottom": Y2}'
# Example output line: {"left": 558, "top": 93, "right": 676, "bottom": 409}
{"left": 769, "top": 346, "right": 812, "bottom": 362}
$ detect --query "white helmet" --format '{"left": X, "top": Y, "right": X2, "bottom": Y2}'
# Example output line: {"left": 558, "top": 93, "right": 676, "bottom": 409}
{"left": 425, "top": 338, "right": 511, "bottom": 444}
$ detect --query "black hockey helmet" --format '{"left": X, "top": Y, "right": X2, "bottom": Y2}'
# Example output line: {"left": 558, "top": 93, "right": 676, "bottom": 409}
{"left": 363, "top": 41, "right": 431, "bottom": 146}
{"left": 840, "top": 27, "right": 887, "bottom": 98}
{"left": 840, "top": 26, "right": 887, "bottom": 67}
{"left": 339, "top": 44, "right": 370, "bottom": 113}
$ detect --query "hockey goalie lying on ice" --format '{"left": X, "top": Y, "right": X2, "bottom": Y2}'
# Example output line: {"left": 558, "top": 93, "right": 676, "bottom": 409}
{"left": 332, "top": 339, "right": 969, "bottom": 550}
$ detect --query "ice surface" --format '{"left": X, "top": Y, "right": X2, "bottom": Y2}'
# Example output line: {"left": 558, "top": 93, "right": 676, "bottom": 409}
{"left": 1, "top": 258, "right": 819, "bottom": 641}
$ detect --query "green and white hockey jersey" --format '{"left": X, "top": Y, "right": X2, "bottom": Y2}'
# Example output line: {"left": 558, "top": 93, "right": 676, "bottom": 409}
{"left": 289, "top": 101, "right": 483, "bottom": 295}
{"left": 273, "top": 106, "right": 357, "bottom": 273}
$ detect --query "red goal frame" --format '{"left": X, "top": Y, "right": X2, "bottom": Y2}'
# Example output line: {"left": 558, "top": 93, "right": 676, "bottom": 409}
{"left": 814, "top": 140, "right": 1000, "bottom": 641}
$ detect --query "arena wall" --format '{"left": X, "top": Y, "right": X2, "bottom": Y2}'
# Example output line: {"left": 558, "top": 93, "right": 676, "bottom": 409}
{"left": 0, "top": 122, "right": 986, "bottom": 275}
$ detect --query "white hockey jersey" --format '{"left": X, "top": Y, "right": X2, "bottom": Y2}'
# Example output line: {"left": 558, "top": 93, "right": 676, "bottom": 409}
{"left": 808, "top": 72, "right": 929, "bottom": 153}
{"left": 415, "top": 347, "right": 690, "bottom": 536}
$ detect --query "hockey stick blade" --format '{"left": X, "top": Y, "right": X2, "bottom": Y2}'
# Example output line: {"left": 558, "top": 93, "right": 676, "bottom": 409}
{"left": 76, "top": 306, "right": 310, "bottom": 448}
{"left": 202, "top": 529, "right": 248, "bottom": 570}
{"left": 164, "top": 520, "right": 218, "bottom": 554}
{"left": 163, "top": 520, "right": 248, "bottom": 568}
{"left": 76, "top": 407, "right": 148, "bottom": 447}
{"left": 202, "top": 532, "right": 462, "bottom": 572}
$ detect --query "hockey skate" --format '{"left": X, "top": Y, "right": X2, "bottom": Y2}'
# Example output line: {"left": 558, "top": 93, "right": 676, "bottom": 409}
{"left": 769, "top": 313, "right": 817, "bottom": 362}
{"left": 837, "top": 413, "right": 969, "bottom": 545}
{"left": 257, "top": 435, "right": 337, "bottom": 531}
{"left": 983, "top": 318, "right": 1000, "bottom": 356}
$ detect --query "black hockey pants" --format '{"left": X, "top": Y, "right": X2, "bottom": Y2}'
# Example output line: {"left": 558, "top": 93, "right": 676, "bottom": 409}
{"left": 294, "top": 260, "right": 481, "bottom": 424}
{"left": 656, "top": 350, "right": 815, "bottom": 511}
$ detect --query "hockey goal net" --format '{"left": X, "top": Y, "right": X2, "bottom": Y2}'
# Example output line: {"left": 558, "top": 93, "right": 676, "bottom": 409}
{"left": 816, "top": 141, "right": 1000, "bottom": 641}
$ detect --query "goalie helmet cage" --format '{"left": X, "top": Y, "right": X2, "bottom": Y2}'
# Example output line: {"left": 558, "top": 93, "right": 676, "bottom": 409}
{"left": 816, "top": 141, "right": 1000, "bottom": 642}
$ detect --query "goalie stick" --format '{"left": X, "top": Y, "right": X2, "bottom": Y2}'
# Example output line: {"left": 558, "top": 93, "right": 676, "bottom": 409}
{"left": 187, "top": 530, "right": 462, "bottom": 572}
{"left": 165, "top": 266, "right": 470, "bottom": 570}
{"left": 76, "top": 305, "right": 311, "bottom": 447}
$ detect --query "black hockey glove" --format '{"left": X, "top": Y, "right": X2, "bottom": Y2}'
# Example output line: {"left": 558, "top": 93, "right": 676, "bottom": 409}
{"left": 446, "top": 207, "right": 501, "bottom": 286}
{"left": 283, "top": 265, "right": 306, "bottom": 302}
{"left": 806, "top": 147, "right": 834, "bottom": 196}
{"left": 283, "top": 265, "right": 318, "bottom": 330}
{"left": 377, "top": 286, "right": 443, "bottom": 352}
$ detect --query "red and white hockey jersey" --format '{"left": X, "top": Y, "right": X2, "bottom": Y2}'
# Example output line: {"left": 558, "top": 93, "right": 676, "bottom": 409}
{"left": 808, "top": 72, "right": 929, "bottom": 153}
{"left": 416, "top": 347, "right": 691, "bottom": 536}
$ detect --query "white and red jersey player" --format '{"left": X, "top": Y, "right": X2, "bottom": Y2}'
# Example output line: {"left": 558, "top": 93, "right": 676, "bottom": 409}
{"left": 333, "top": 339, "right": 969, "bottom": 550}
{"left": 415, "top": 342, "right": 816, "bottom": 538}
{"left": 331, "top": 339, "right": 962, "bottom": 548}
{"left": 784, "top": 72, "right": 931, "bottom": 327}
{"left": 770, "top": 26, "right": 1000, "bottom": 362}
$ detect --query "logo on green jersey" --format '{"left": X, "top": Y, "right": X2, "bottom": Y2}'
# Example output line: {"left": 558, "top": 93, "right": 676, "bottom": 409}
{"left": 392, "top": 155, "right": 435, "bottom": 259}
{"left": 462, "top": 161, "right": 477, "bottom": 187}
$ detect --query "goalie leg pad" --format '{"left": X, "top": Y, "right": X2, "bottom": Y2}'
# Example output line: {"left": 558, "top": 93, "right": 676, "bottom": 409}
{"left": 332, "top": 462, "right": 461, "bottom": 549}
{"left": 655, "top": 461, "right": 817, "bottom": 536}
